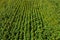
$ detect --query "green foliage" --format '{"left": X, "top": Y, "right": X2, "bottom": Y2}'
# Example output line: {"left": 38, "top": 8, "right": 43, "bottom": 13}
{"left": 0, "top": 0, "right": 60, "bottom": 40}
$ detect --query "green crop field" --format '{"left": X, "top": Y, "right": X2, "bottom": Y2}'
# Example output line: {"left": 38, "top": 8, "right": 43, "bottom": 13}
{"left": 0, "top": 0, "right": 60, "bottom": 40}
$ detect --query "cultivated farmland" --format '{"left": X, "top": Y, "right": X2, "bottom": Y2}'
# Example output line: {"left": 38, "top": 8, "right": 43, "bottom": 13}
{"left": 0, "top": 0, "right": 60, "bottom": 40}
